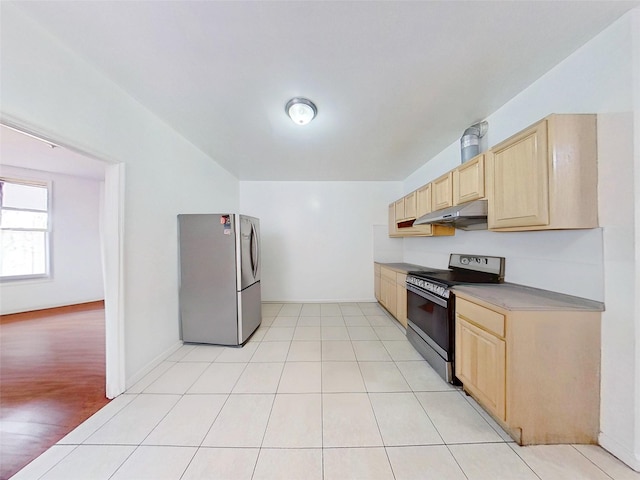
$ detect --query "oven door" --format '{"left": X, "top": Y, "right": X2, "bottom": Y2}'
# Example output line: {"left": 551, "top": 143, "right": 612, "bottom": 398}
{"left": 406, "top": 284, "right": 454, "bottom": 361}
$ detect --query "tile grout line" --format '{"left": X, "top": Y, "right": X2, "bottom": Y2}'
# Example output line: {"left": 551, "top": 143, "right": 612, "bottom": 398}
{"left": 130, "top": 350, "right": 230, "bottom": 479}
{"left": 505, "top": 442, "right": 546, "bottom": 480}
{"left": 252, "top": 311, "right": 296, "bottom": 478}
{"left": 320, "top": 314, "right": 325, "bottom": 480}
{"left": 61, "top": 393, "right": 139, "bottom": 445}
{"left": 104, "top": 444, "right": 142, "bottom": 480}
{"left": 352, "top": 309, "right": 398, "bottom": 479}
{"left": 31, "top": 444, "right": 80, "bottom": 480}
{"left": 571, "top": 444, "right": 616, "bottom": 480}
{"left": 76, "top": 392, "right": 153, "bottom": 480}
{"left": 410, "top": 389, "right": 447, "bottom": 447}
{"left": 246, "top": 369, "right": 273, "bottom": 480}
{"left": 441, "top": 443, "right": 471, "bottom": 480}
{"left": 454, "top": 389, "right": 511, "bottom": 443}
{"left": 140, "top": 342, "right": 256, "bottom": 476}
{"left": 29, "top": 303, "right": 600, "bottom": 479}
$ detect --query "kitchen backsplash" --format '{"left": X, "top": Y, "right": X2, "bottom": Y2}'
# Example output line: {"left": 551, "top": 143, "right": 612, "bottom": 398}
{"left": 403, "top": 227, "right": 604, "bottom": 302}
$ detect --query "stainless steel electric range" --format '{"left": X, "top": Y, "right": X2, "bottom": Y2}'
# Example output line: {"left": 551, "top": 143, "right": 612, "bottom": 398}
{"left": 406, "top": 254, "right": 505, "bottom": 384}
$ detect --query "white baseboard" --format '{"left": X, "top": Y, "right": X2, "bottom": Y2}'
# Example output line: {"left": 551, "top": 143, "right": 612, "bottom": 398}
{"left": 0, "top": 298, "right": 105, "bottom": 316}
{"left": 262, "top": 298, "right": 378, "bottom": 303}
{"left": 125, "top": 340, "right": 183, "bottom": 390}
{"left": 599, "top": 431, "right": 640, "bottom": 472}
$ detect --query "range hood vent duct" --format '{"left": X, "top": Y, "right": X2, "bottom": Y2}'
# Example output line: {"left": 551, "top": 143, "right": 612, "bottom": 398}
{"left": 414, "top": 199, "right": 488, "bottom": 231}
{"left": 461, "top": 121, "right": 488, "bottom": 163}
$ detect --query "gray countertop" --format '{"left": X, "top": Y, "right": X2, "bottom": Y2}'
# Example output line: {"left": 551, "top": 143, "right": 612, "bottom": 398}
{"left": 376, "top": 261, "right": 604, "bottom": 312}
{"left": 376, "top": 262, "right": 440, "bottom": 274}
{"left": 453, "top": 283, "right": 604, "bottom": 312}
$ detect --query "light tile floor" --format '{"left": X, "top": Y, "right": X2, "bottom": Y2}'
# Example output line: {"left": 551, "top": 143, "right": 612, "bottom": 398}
{"left": 12, "top": 302, "right": 639, "bottom": 480}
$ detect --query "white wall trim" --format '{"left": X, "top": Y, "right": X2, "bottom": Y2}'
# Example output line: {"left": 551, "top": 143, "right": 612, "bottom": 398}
{"left": 0, "top": 298, "right": 104, "bottom": 316}
{"left": 630, "top": 6, "right": 640, "bottom": 469}
{"left": 125, "top": 340, "right": 183, "bottom": 390}
{"left": 0, "top": 116, "right": 126, "bottom": 400}
{"left": 103, "top": 163, "right": 125, "bottom": 398}
{"left": 599, "top": 432, "right": 640, "bottom": 472}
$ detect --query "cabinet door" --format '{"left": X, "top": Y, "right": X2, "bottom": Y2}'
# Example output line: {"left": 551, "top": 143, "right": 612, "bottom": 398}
{"left": 395, "top": 198, "right": 406, "bottom": 222}
{"left": 416, "top": 184, "right": 431, "bottom": 217}
{"left": 454, "top": 154, "right": 485, "bottom": 205}
{"left": 374, "top": 265, "right": 381, "bottom": 302}
{"left": 379, "top": 272, "right": 388, "bottom": 308}
{"left": 388, "top": 204, "right": 400, "bottom": 237}
{"left": 386, "top": 277, "right": 397, "bottom": 317}
{"left": 455, "top": 316, "right": 506, "bottom": 420}
{"left": 488, "top": 120, "right": 549, "bottom": 229}
{"left": 395, "top": 273, "right": 407, "bottom": 328}
{"left": 432, "top": 173, "right": 453, "bottom": 211}
{"left": 380, "top": 276, "right": 396, "bottom": 317}
{"left": 404, "top": 192, "right": 417, "bottom": 220}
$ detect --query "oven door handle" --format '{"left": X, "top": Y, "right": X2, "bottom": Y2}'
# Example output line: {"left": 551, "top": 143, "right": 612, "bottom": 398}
{"left": 406, "top": 284, "right": 449, "bottom": 308}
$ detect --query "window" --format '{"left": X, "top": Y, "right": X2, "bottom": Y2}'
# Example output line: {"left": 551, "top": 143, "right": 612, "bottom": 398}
{"left": 0, "top": 178, "right": 50, "bottom": 280}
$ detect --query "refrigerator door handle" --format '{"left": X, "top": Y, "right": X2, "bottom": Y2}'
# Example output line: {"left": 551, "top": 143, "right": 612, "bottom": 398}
{"left": 250, "top": 223, "right": 259, "bottom": 279}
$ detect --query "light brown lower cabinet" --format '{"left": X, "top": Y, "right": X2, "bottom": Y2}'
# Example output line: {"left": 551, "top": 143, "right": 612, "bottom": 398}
{"left": 395, "top": 273, "right": 407, "bottom": 328}
{"left": 374, "top": 264, "right": 381, "bottom": 302}
{"left": 456, "top": 316, "right": 506, "bottom": 420}
{"left": 455, "top": 293, "right": 601, "bottom": 445}
{"left": 377, "top": 265, "right": 408, "bottom": 328}
{"left": 379, "top": 267, "right": 397, "bottom": 318}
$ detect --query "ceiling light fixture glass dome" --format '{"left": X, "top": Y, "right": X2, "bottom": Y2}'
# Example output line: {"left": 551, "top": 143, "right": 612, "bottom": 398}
{"left": 285, "top": 97, "right": 317, "bottom": 125}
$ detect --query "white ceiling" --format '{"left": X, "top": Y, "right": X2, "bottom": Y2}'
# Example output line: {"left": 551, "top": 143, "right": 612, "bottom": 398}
{"left": 8, "top": 1, "right": 640, "bottom": 181}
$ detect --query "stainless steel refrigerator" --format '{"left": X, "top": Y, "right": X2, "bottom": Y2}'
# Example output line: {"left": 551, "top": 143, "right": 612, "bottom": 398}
{"left": 178, "top": 214, "right": 261, "bottom": 345}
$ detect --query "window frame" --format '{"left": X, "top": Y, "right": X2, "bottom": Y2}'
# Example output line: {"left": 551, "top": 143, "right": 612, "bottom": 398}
{"left": 0, "top": 176, "right": 52, "bottom": 282}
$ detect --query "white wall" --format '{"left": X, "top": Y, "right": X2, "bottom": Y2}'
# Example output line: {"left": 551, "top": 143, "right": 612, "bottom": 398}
{"left": 1, "top": 4, "right": 240, "bottom": 386}
{"left": 404, "top": 229, "right": 604, "bottom": 300}
{"left": 240, "top": 181, "right": 401, "bottom": 302}
{"left": 0, "top": 165, "right": 104, "bottom": 314}
{"left": 403, "top": 8, "right": 640, "bottom": 469}
{"left": 403, "top": 8, "right": 634, "bottom": 301}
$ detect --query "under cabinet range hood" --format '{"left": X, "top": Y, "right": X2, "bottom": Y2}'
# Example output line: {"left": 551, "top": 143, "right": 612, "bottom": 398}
{"left": 414, "top": 199, "right": 488, "bottom": 231}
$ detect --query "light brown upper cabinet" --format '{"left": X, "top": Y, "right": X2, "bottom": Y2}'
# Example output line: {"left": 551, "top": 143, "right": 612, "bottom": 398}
{"left": 487, "top": 114, "right": 597, "bottom": 231}
{"left": 395, "top": 192, "right": 417, "bottom": 222}
{"left": 416, "top": 183, "right": 432, "bottom": 218}
{"left": 404, "top": 191, "right": 417, "bottom": 220}
{"left": 395, "top": 198, "right": 406, "bottom": 222}
{"left": 388, "top": 187, "right": 454, "bottom": 238}
{"left": 453, "top": 154, "right": 485, "bottom": 205}
{"left": 432, "top": 172, "right": 453, "bottom": 211}
{"left": 388, "top": 203, "right": 401, "bottom": 237}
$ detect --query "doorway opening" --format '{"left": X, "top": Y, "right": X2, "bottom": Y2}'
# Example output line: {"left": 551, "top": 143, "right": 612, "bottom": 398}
{"left": 0, "top": 122, "right": 124, "bottom": 478}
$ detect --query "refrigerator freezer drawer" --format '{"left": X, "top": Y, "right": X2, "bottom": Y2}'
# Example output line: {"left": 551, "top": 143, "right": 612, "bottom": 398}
{"left": 238, "top": 281, "right": 262, "bottom": 344}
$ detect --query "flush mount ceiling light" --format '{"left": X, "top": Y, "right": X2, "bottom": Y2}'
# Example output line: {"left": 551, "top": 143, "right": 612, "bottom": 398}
{"left": 285, "top": 97, "right": 317, "bottom": 125}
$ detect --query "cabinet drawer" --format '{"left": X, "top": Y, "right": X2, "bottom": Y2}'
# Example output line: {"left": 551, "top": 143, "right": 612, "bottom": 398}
{"left": 381, "top": 267, "right": 396, "bottom": 281}
{"left": 396, "top": 272, "right": 407, "bottom": 285}
{"left": 456, "top": 297, "right": 505, "bottom": 337}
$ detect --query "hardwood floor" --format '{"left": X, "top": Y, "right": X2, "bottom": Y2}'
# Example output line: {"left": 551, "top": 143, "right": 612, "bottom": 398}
{"left": 0, "top": 301, "right": 109, "bottom": 480}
